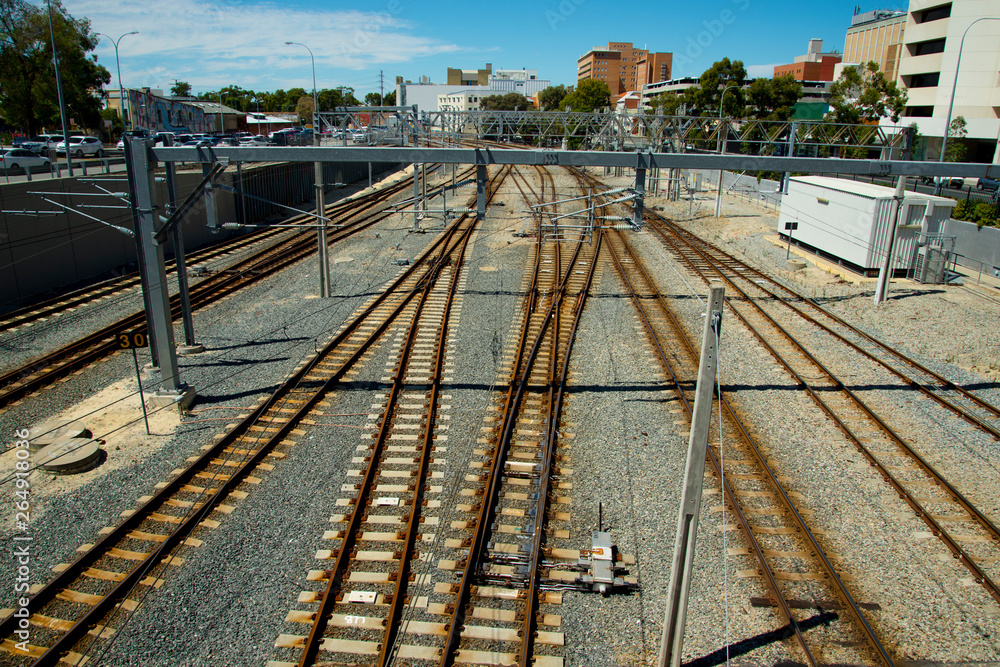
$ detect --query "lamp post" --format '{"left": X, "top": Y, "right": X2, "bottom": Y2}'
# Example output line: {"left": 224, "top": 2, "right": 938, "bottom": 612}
{"left": 97, "top": 31, "right": 138, "bottom": 132}
{"left": 715, "top": 84, "right": 739, "bottom": 217}
{"left": 285, "top": 41, "right": 330, "bottom": 297}
{"left": 47, "top": 0, "right": 73, "bottom": 176}
{"left": 216, "top": 91, "right": 225, "bottom": 134}
{"left": 936, "top": 16, "right": 1000, "bottom": 193}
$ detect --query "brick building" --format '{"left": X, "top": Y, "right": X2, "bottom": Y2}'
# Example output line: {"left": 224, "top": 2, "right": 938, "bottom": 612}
{"left": 773, "top": 39, "right": 843, "bottom": 81}
{"left": 577, "top": 42, "right": 672, "bottom": 97}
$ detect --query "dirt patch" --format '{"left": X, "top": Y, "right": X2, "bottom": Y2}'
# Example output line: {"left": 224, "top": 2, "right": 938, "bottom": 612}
{"left": 3, "top": 376, "right": 182, "bottom": 525}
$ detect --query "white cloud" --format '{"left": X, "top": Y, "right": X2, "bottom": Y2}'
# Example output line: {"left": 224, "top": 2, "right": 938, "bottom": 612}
{"left": 746, "top": 64, "right": 781, "bottom": 78}
{"left": 66, "top": 0, "right": 461, "bottom": 90}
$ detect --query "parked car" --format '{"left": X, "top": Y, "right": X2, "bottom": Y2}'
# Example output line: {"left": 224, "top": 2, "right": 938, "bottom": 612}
{"left": 21, "top": 134, "right": 63, "bottom": 154}
{"left": 977, "top": 177, "right": 999, "bottom": 192}
{"left": 56, "top": 136, "right": 103, "bottom": 157}
{"left": 239, "top": 135, "right": 269, "bottom": 146}
{"left": 173, "top": 134, "right": 194, "bottom": 144}
{"left": 1, "top": 148, "right": 52, "bottom": 173}
{"left": 181, "top": 139, "right": 214, "bottom": 147}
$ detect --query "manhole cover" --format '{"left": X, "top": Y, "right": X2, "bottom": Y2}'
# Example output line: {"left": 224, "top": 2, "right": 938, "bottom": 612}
{"left": 28, "top": 420, "right": 88, "bottom": 451}
{"left": 36, "top": 437, "right": 102, "bottom": 474}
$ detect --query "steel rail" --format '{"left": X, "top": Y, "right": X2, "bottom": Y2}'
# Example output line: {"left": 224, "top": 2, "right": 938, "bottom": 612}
{"left": 0, "top": 175, "right": 430, "bottom": 409}
{"left": 438, "top": 167, "right": 580, "bottom": 667}
{"left": 0, "top": 172, "right": 415, "bottom": 335}
{"left": 519, "top": 227, "right": 602, "bottom": 667}
{"left": 0, "top": 172, "right": 482, "bottom": 665}
{"left": 378, "top": 203, "right": 480, "bottom": 665}
{"left": 294, "top": 166, "right": 507, "bottom": 667}
{"left": 296, "top": 219, "right": 475, "bottom": 667}
{"left": 646, "top": 216, "right": 1000, "bottom": 607}
{"left": 654, "top": 215, "right": 1000, "bottom": 434}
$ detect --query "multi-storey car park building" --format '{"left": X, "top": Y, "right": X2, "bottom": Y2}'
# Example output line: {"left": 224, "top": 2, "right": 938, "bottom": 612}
{"left": 843, "top": 9, "right": 908, "bottom": 81}
{"left": 894, "top": 0, "right": 1000, "bottom": 162}
{"left": 577, "top": 42, "right": 672, "bottom": 98}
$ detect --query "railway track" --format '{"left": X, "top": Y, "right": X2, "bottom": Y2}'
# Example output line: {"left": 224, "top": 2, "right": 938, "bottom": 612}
{"left": 0, "top": 168, "right": 467, "bottom": 411}
{"left": 0, "top": 166, "right": 501, "bottom": 666}
{"left": 0, "top": 224, "right": 282, "bottom": 335}
{"left": 268, "top": 165, "right": 609, "bottom": 667}
{"left": 642, "top": 212, "right": 1000, "bottom": 608}
{"left": 603, "top": 227, "right": 892, "bottom": 665}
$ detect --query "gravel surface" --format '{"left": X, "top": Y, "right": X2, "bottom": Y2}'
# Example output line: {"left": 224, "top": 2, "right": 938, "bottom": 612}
{"left": 2, "top": 170, "right": 999, "bottom": 666}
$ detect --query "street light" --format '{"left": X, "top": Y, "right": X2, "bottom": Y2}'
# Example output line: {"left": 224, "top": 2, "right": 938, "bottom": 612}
{"left": 285, "top": 41, "right": 330, "bottom": 297}
{"left": 936, "top": 16, "right": 1000, "bottom": 192}
{"left": 216, "top": 91, "right": 225, "bottom": 134}
{"left": 285, "top": 41, "right": 318, "bottom": 131}
{"left": 97, "top": 31, "right": 139, "bottom": 132}
{"left": 715, "top": 84, "right": 740, "bottom": 217}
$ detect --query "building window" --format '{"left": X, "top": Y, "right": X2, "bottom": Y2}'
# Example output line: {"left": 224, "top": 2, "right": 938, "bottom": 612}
{"left": 905, "top": 105, "right": 934, "bottom": 117}
{"left": 916, "top": 4, "right": 951, "bottom": 23}
{"left": 906, "top": 72, "right": 940, "bottom": 88}
{"left": 910, "top": 38, "right": 946, "bottom": 56}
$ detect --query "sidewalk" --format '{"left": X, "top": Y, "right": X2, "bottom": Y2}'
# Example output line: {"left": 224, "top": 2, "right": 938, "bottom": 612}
{"left": 1, "top": 157, "right": 126, "bottom": 185}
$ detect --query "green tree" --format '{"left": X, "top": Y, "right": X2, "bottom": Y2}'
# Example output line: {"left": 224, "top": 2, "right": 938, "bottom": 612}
{"left": 560, "top": 79, "right": 611, "bottom": 112}
{"left": 944, "top": 115, "right": 968, "bottom": 162}
{"left": 826, "top": 61, "right": 907, "bottom": 123}
{"left": 538, "top": 85, "right": 567, "bottom": 111}
{"left": 316, "top": 86, "right": 358, "bottom": 111}
{"left": 746, "top": 73, "right": 801, "bottom": 121}
{"left": 383, "top": 90, "right": 396, "bottom": 106}
{"left": 0, "top": 0, "right": 110, "bottom": 135}
{"left": 364, "top": 91, "right": 382, "bottom": 106}
{"left": 646, "top": 58, "right": 750, "bottom": 118}
{"left": 100, "top": 107, "right": 123, "bottom": 139}
{"left": 480, "top": 93, "right": 530, "bottom": 111}
{"left": 171, "top": 80, "right": 191, "bottom": 97}
{"left": 693, "top": 58, "right": 747, "bottom": 116}
{"left": 295, "top": 95, "right": 314, "bottom": 125}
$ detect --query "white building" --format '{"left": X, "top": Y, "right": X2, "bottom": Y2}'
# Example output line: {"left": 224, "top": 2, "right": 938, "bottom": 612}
{"left": 438, "top": 90, "right": 491, "bottom": 112}
{"left": 893, "top": 0, "right": 1000, "bottom": 162}
{"left": 397, "top": 69, "right": 550, "bottom": 112}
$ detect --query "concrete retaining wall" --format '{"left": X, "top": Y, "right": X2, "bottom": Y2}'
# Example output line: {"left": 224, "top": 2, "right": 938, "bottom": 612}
{"left": 942, "top": 218, "right": 1000, "bottom": 276}
{"left": 0, "top": 160, "right": 401, "bottom": 306}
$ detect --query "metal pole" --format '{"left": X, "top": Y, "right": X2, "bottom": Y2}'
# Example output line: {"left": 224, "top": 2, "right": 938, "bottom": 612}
{"left": 47, "top": 0, "right": 72, "bottom": 177}
{"left": 714, "top": 85, "right": 738, "bottom": 218}
{"left": 633, "top": 164, "right": 646, "bottom": 227}
{"left": 412, "top": 162, "right": 421, "bottom": 231}
{"left": 783, "top": 121, "right": 798, "bottom": 194}
{"left": 125, "top": 137, "right": 183, "bottom": 394}
{"left": 315, "top": 132, "right": 330, "bottom": 297}
{"left": 874, "top": 175, "right": 906, "bottom": 305}
{"left": 163, "top": 137, "right": 200, "bottom": 352}
{"left": 286, "top": 41, "right": 328, "bottom": 297}
{"left": 476, "top": 164, "right": 487, "bottom": 220}
{"left": 659, "top": 286, "right": 725, "bottom": 667}
{"left": 131, "top": 347, "right": 150, "bottom": 435}
{"left": 98, "top": 32, "right": 137, "bottom": 134}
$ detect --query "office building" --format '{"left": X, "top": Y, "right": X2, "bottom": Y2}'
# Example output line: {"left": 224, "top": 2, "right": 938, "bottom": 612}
{"left": 895, "top": 0, "right": 1000, "bottom": 162}
{"left": 843, "top": 9, "right": 908, "bottom": 80}
{"left": 578, "top": 42, "right": 672, "bottom": 97}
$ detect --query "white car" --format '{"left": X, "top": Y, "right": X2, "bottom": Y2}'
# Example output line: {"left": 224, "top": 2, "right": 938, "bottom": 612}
{"left": 1, "top": 148, "right": 52, "bottom": 173}
{"left": 56, "top": 136, "right": 103, "bottom": 157}
{"left": 21, "top": 134, "right": 63, "bottom": 154}
{"left": 239, "top": 135, "right": 269, "bottom": 146}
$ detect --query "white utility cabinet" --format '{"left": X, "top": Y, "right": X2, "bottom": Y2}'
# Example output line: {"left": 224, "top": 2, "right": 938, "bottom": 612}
{"left": 777, "top": 176, "right": 957, "bottom": 274}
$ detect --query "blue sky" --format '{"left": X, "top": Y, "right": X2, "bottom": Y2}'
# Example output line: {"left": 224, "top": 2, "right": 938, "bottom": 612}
{"left": 65, "top": 0, "right": 909, "bottom": 98}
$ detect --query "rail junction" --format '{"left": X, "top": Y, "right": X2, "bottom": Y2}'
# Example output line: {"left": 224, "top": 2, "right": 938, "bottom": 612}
{"left": 1, "top": 138, "right": 999, "bottom": 666}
